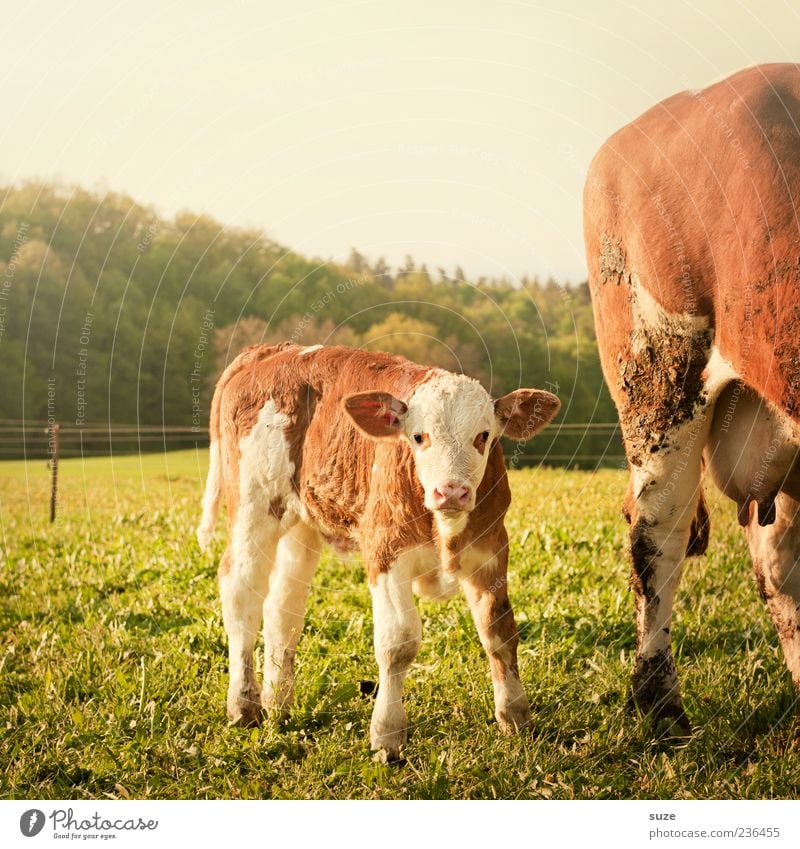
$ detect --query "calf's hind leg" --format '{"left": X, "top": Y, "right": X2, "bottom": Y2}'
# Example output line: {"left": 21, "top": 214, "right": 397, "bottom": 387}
{"left": 745, "top": 493, "right": 800, "bottom": 687}
{"left": 261, "top": 521, "right": 322, "bottom": 716}
{"left": 219, "top": 508, "right": 280, "bottom": 727}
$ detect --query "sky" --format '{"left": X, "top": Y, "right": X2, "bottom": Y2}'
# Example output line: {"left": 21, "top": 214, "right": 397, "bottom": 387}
{"left": 1, "top": 0, "right": 798, "bottom": 283}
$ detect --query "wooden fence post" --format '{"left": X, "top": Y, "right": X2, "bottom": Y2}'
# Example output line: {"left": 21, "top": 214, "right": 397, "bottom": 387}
{"left": 49, "top": 422, "right": 60, "bottom": 523}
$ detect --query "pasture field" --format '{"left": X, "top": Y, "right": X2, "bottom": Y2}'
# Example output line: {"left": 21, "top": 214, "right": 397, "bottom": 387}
{"left": 1, "top": 451, "right": 799, "bottom": 800}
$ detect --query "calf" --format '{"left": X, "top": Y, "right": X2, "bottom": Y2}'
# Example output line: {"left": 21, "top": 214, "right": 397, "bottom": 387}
{"left": 197, "top": 342, "right": 559, "bottom": 760}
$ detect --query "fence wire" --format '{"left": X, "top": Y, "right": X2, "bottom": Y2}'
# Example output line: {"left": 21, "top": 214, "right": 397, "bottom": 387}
{"left": 0, "top": 419, "right": 626, "bottom": 467}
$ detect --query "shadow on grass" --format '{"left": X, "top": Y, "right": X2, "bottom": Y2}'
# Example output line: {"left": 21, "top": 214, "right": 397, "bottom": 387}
{"left": 121, "top": 611, "right": 194, "bottom": 635}
{"left": 518, "top": 615, "right": 635, "bottom": 652}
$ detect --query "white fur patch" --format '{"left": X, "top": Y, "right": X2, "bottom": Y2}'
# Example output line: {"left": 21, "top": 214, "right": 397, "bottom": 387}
{"left": 298, "top": 344, "right": 322, "bottom": 356}
{"left": 406, "top": 372, "right": 496, "bottom": 512}
{"left": 630, "top": 275, "right": 710, "bottom": 354}
{"left": 262, "top": 521, "right": 321, "bottom": 711}
{"left": 238, "top": 400, "right": 294, "bottom": 501}
{"left": 235, "top": 399, "right": 309, "bottom": 538}
{"left": 626, "top": 347, "right": 735, "bottom": 659}
{"left": 702, "top": 346, "right": 739, "bottom": 398}
{"left": 434, "top": 510, "right": 469, "bottom": 539}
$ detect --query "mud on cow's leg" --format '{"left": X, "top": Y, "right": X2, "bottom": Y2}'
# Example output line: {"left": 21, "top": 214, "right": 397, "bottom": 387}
{"left": 368, "top": 553, "right": 422, "bottom": 763}
{"left": 460, "top": 536, "right": 531, "bottom": 734}
{"left": 746, "top": 493, "right": 800, "bottom": 688}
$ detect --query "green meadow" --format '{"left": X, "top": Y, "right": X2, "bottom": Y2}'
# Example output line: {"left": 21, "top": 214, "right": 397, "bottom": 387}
{"left": 1, "top": 451, "right": 798, "bottom": 799}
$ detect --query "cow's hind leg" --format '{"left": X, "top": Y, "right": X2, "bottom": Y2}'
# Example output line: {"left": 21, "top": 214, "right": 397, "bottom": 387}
{"left": 369, "top": 554, "right": 422, "bottom": 762}
{"left": 624, "top": 407, "right": 714, "bottom": 734}
{"left": 746, "top": 493, "right": 800, "bottom": 687}
{"left": 604, "top": 286, "right": 728, "bottom": 734}
{"left": 261, "top": 520, "right": 322, "bottom": 716}
{"left": 616, "top": 320, "right": 728, "bottom": 734}
{"left": 219, "top": 508, "right": 280, "bottom": 726}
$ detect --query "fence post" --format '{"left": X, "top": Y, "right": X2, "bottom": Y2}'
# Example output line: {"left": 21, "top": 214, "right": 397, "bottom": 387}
{"left": 49, "top": 422, "right": 60, "bottom": 523}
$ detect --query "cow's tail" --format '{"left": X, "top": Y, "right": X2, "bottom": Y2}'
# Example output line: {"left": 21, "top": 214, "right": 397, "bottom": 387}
{"left": 197, "top": 381, "right": 223, "bottom": 552}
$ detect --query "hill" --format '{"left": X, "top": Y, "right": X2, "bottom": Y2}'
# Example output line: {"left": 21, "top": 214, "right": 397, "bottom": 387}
{"left": 0, "top": 181, "right": 620, "bottom": 464}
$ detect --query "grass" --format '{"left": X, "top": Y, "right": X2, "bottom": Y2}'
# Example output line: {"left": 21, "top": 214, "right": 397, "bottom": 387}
{"left": 1, "top": 450, "right": 799, "bottom": 799}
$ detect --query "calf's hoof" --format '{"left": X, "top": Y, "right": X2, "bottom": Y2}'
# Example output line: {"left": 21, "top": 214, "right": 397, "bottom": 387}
{"left": 372, "top": 748, "right": 407, "bottom": 766}
{"left": 370, "top": 733, "right": 406, "bottom": 764}
{"left": 370, "top": 717, "right": 407, "bottom": 764}
{"left": 261, "top": 683, "right": 293, "bottom": 721}
{"left": 496, "top": 699, "right": 533, "bottom": 735}
{"left": 227, "top": 692, "right": 263, "bottom": 728}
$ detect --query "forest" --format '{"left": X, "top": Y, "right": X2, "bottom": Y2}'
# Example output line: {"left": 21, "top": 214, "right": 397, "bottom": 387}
{"left": 0, "top": 181, "right": 621, "bottom": 464}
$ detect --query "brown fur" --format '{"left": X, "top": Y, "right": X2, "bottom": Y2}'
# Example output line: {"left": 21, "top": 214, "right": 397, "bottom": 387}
{"left": 205, "top": 343, "right": 548, "bottom": 749}
{"left": 495, "top": 390, "right": 561, "bottom": 440}
{"left": 469, "top": 564, "right": 519, "bottom": 681}
{"left": 585, "top": 64, "right": 800, "bottom": 426}
{"left": 459, "top": 533, "right": 530, "bottom": 731}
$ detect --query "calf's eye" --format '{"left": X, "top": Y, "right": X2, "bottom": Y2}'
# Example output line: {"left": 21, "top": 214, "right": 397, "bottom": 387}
{"left": 473, "top": 430, "right": 491, "bottom": 453}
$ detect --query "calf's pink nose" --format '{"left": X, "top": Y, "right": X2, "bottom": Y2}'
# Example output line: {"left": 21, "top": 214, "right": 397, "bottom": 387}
{"left": 432, "top": 483, "right": 471, "bottom": 509}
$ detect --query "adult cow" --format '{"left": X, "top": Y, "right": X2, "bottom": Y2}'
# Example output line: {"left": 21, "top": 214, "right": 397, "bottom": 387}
{"left": 584, "top": 63, "right": 800, "bottom": 732}
{"left": 197, "top": 342, "right": 559, "bottom": 760}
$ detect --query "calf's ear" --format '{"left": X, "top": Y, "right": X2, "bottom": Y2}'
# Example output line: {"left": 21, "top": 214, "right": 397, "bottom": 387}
{"left": 343, "top": 391, "right": 408, "bottom": 439}
{"left": 494, "top": 389, "right": 560, "bottom": 440}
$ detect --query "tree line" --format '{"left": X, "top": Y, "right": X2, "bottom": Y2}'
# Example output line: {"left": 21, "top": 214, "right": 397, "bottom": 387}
{"left": 0, "top": 181, "right": 621, "bottom": 465}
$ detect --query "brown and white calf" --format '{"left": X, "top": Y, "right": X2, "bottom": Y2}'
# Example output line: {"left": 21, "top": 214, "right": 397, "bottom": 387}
{"left": 584, "top": 63, "right": 800, "bottom": 731}
{"left": 197, "top": 342, "right": 559, "bottom": 759}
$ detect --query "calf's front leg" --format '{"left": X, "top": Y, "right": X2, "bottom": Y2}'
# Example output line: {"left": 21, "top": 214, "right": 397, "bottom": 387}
{"left": 369, "top": 555, "right": 421, "bottom": 762}
{"left": 460, "top": 538, "right": 531, "bottom": 734}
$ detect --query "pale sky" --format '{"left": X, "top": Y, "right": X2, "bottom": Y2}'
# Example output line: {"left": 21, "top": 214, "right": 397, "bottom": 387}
{"left": 1, "top": 0, "right": 798, "bottom": 282}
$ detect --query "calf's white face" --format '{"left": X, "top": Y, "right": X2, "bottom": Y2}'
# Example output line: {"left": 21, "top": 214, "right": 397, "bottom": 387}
{"left": 344, "top": 373, "right": 560, "bottom": 514}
